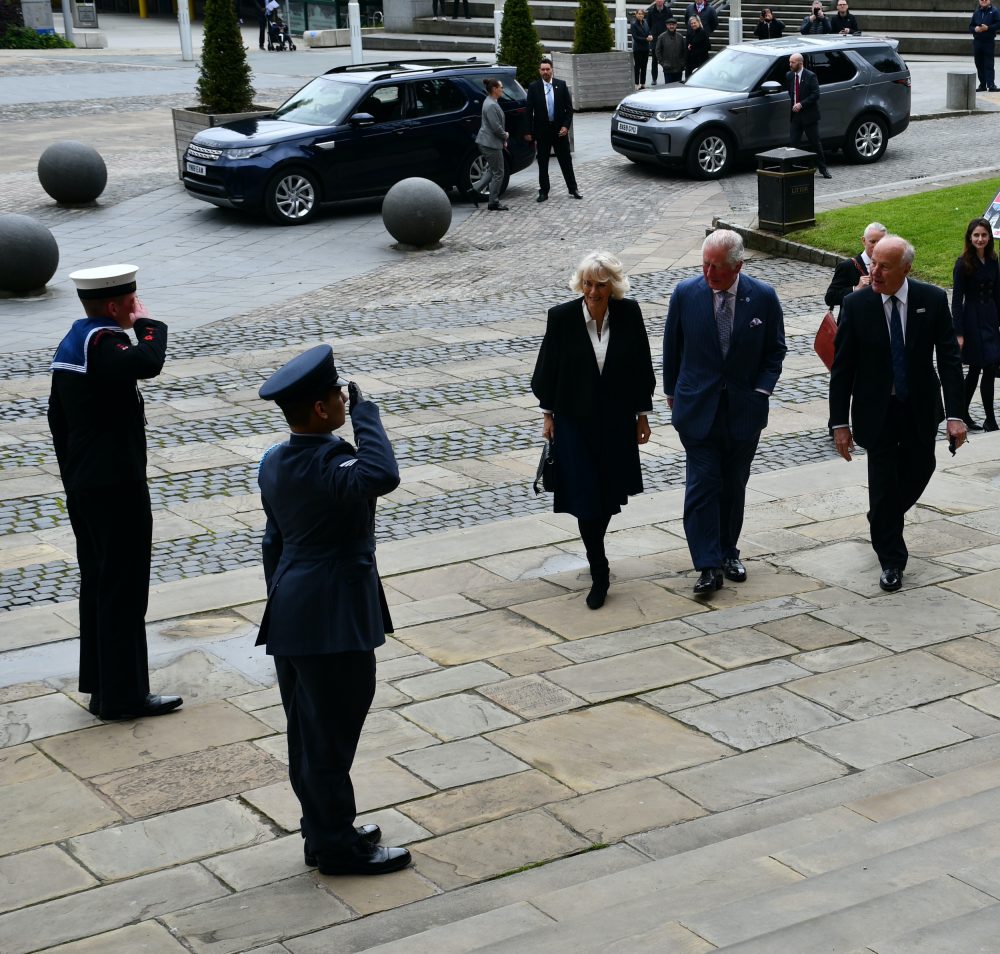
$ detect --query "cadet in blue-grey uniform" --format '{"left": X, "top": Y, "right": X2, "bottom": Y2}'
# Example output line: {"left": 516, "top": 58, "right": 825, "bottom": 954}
{"left": 48, "top": 264, "right": 183, "bottom": 721}
{"left": 257, "top": 345, "right": 411, "bottom": 877}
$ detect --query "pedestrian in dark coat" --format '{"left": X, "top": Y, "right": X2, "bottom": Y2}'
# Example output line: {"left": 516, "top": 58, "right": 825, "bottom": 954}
{"left": 971, "top": 0, "right": 1000, "bottom": 91}
{"left": 631, "top": 7, "right": 652, "bottom": 88}
{"left": 800, "top": 1, "right": 833, "bottom": 32}
{"left": 646, "top": 0, "right": 673, "bottom": 83}
{"left": 685, "top": 15, "right": 711, "bottom": 79}
{"left": 953, "top": 217, "right": 1000, "bottom": 429}
{"left": 532, "top": 251, "right": 655, "bottom": 610}
{"left": 754, "top": 7, "right": 785, "bottom": 38}
{"left": 655, "top": 19, "right": 686, "bottom": 83}
{"left": 685, "top": 0, "right": 718, "bottom": 33}
{"left": 257, "top": 345, "right": 410, "bottom": 877}
{"left": 48, "top": 264, "right": 182, "bottom": 721}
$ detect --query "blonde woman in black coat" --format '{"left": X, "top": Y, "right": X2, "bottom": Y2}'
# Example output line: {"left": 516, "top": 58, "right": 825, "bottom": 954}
{"left": 531, "top": 252, "right": 656, "bottom": 609}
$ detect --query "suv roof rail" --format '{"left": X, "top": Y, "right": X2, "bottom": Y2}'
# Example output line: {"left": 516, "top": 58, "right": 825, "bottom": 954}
{"left": 324, "top": 57, "right": 488, "bottom": 76}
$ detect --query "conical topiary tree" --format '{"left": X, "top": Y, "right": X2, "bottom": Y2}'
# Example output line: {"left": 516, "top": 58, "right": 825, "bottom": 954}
{"left": 497, "top": 0, "right": 544, "bottom": 90}
{"left": 196, "top": 0, "right": 255, "bottom": 113}
{"left": 572, "top": 0, "right": 613, "bottom": 53}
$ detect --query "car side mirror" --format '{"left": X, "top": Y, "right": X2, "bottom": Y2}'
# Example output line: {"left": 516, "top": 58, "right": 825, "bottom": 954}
{"left": 350, "top": 112, "right": 376, "bottom": 126}
{"left": 761, "top": 81, "right": 784, "bottom": 94}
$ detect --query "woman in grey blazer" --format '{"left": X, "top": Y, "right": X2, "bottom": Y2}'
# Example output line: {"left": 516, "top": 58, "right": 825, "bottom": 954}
{"left": 472, "top": 78, "right": 509, "bottom": 211}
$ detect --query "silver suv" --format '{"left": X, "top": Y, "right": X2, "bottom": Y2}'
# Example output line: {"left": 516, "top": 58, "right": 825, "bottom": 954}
{"left": 611, "top": 36, "right": 910, "bottom": 179}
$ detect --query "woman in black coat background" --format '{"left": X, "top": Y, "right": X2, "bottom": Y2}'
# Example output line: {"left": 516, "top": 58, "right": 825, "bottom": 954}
{"left": 531, "top": 251, "right": 656, "bottom": 609}
{"left": 754, "top": 7, "right": 785, "bottom": 38}
{"left": 953, "top": 217, "right": 1000, "bottom": 430}
{"left": 685, "top": 15, "right": 711, "bottom": 80}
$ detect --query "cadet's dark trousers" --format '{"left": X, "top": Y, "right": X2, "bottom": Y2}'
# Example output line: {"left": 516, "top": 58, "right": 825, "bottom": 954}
{"left": 679, "top": 395, "right": 760, "bottom": 570}
{"left": 66, "top": 481, "right": 151, "bottom": 715}
{"left": 536, "top": 125, "right": 578, "bottom": 196}
{"left": 864, "top": 397, "right": 936, "bottom": 570}
{"left": 275, "top": 651, "right": 376, "bottom": 861}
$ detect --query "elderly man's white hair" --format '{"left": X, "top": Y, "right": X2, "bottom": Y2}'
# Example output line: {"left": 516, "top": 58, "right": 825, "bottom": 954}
{"left": 702, "top": 229, "right": 745, "bottom": 267}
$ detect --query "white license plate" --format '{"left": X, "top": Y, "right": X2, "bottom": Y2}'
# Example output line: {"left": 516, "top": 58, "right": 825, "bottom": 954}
{"left": 617, "top": 121, "right": 638, "bottom": 136}
{"left": 186, "top": 161, "right": 207, "bottom": 176}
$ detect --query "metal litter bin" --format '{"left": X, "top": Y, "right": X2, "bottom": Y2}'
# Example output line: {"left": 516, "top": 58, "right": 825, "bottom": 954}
{"left": 757, "top": 147, "right": 815, "bottom": 234}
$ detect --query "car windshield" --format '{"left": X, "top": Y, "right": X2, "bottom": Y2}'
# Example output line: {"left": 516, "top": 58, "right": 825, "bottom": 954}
{"left": 272, "top": 77, "right": 361, "bottom": 126}
{"left": 685, "top": 48, "right": 770, "bottom": 93}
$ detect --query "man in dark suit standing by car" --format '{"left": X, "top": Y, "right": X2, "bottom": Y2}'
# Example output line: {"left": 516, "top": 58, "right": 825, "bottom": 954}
{"left": 825, "top": 221, "right": 886, "bottom": 318}
{"left": 524, "top": 58, "right": 582, "bottom": 203}
{"left": 787, "top": 52, "right": 831, "bottom": 178}
{"left": 829, "top": 235, "right": 967, "bottom": 592}
{"left": 257, "top": 345, "right": 411, "bottom": 877}
{"left": 663, "top": 230, "right": 787, "bottom": 596}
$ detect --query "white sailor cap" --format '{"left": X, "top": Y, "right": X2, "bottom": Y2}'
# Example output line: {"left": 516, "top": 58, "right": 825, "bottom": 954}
{"left": 69, "top": 264, "right": 139, "bottom": 300}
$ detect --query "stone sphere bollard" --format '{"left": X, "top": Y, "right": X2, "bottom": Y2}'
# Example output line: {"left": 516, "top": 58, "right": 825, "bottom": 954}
{"left": 38, "top": 141, "right": 108, "bottom": 204}
{"left": 382, "top": 177, "right": 452, "bottom": 247}
{"left": 0, "top": 214, "right": 59, "bottom": 294}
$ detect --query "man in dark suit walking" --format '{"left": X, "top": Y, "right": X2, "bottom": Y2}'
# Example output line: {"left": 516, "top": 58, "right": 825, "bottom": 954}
{"left": 257, "top": 345, "right": 411, "bottom": 877}
{"left": 524, "top": 57, "right": 582, "bottom": 203}
{"left": 787, "top": 52, "right": 831, "bottom": 179}
{"left": 829, "top": 235, "right": 967, "bottom": 591}
{"left": 663, "top": 230, "right": 787, "bottom": 595}
{"left": 824, "top": 221, "right": 886, "bottom": 317}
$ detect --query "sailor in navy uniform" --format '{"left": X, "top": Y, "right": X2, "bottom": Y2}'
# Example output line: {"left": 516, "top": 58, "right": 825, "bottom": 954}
{"left": 47, "top": 264, "right": 182, "bottom": 721}
{"left": 257, "top": 345, "right": 411, "bottom": 877}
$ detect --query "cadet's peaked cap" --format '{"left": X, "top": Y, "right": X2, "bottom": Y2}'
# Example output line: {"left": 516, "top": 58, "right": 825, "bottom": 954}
{"left": 69, "top": 264, "right": 139, "bottom": 300}
{"left": 258, "top": 345, "right": 348, "bottom": 404}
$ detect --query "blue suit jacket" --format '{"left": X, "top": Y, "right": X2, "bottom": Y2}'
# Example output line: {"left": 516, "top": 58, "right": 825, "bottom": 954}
{"left": 256, "top": 401, "right": 400, "bottom": 655}
{"left": 663, "top": 272, "right": 787, "bottom": 440}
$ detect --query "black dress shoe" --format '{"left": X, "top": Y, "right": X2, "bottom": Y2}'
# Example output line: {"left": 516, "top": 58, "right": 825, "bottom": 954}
{"left": 569, "top": 190, "right": 582, "bottom": 199}
{"left": 536, "top": 191, "right": 548, "bottom": 203}
{"left": 469, "top": 190, "right": 480, "bottom": 208}
{"left": 990, "top": 87, "right": 1000, "bottom": 93}
{"left": 317, "top": 844, "right": 411, "bottom": 876}
{"left": 722, "top": 557, "right": 747, "bottom": 582}
{"left": 586, "top": 575, "right": 610, "bottom": 610}
{"left": 487, "top": 203, "right": 509, "bottom": 211}
{"left": 304, "top": 824, "right": 381, "bottom": 867}
{"left": 977, "top": 85, "right": 987, "bottom": 92}
{"left": 90, "top": 693, "right": 183, "bottom": 720}
{"left": 985, "top": 418, "right": 999, "bottom": 432}
{"left": 819, "top": 169, "right": 832, "bottom": 179}
{"left": 963, "top": 416, "right": 984, "bottom": 431}
{"left": 879, "top": 567, "right": 903, "bottom": 592}
{"left": 693, "top": 568, "right": 723, "bottom": 595}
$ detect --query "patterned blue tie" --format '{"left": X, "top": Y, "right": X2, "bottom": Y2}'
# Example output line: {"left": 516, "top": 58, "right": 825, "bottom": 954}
{"left": 715, "top": 291, "right": 732, "bottom": 358}
{"left": 889, "top": 294, "right": 908, "bottom": 401}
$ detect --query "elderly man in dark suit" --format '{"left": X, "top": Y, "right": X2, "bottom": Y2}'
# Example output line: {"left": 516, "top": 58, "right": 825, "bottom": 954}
{"left": 787, "top": 52, "right": 831, "bottom": 179}
{"left": 829, "top": 235, "right": 967, "bottom": 592}
{"left": 257, "top": 346, "right": 410, "bottom": 877}
{"left": 524, "top": 57, "right": 581, "bottom": 203}
{"left": 825, "top": 221, "right": 886, "bottom": 318}
{"left": 663, "top": 229, "right": 787, "bottom": 595}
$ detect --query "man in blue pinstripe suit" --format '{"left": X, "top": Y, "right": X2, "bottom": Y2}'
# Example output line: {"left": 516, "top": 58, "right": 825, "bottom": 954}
{"left": 663, "top": 230, "right": 787, "bottom": 595}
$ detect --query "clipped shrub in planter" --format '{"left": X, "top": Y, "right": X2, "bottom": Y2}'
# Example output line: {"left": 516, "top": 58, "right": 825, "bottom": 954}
{"left": 572, "top": 0, "right": 614, "bottom": 54}
{"left": 1, "top": 24, "right": 74, "bottom": 47}
{"left": 196, "top": 0, "right": 255, "bottom": 114}
{"left": 497, "top": 0, "right": 544, "bottom": 90}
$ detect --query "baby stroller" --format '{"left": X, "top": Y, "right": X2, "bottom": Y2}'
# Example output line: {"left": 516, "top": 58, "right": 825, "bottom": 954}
{"left": 267, "top": 15, "right": 296, "bottom": 51}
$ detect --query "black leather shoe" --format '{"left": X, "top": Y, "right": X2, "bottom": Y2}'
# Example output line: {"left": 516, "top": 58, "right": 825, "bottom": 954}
{"left": 985, "top": 418, "right": 999, "bottom": 432}
{"left": 693, "top": 568, "right": 723, "bottom": 595}
{"left": 304, "top": 824, "right": 381, "bottom": 867}
{"left": 569, "top": 190, "right": 582, "bottom": 199}
{"left": 964, "top": 416, "right": 984, "bottom": 431}
{"left": 722, "top": 557, "right": 747, "bottom": 583}
{"left": 990, "top": 87, "right": 1000, "bottom": 93}
{"left": 819, "top": 169, "right": 832, "bottom": 179}
{"left": 536, "top": 191, "right": 548, "bottom": 203}
{"left": 976, "top": 85, "right": 987, "bottom": 92}
{"left": 90, "top": 693, "right": 183, "bottom": 720}
{"left": 586, "top": 576, "right": 610, "bottom": 610}
{"left": 487, "top": 203, "right": 509, "bottom": 211}
{"left": 469, "top": 191, "right": 480, "bottom": 208}
{"left": 317, "top": 844, "right": 411, "bottom": 876}
{"left": 879, "top": 567, "right": 903, "bottom": 592}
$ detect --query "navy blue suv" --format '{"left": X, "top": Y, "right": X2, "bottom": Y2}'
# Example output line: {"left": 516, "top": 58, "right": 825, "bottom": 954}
{"left": 182, "top": 60, "right": 534, "bottom": 225}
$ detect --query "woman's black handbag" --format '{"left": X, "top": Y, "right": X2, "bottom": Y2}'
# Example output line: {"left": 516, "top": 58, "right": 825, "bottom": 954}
{"left": 533, "top": 440, "right": 556, "bottom": 495}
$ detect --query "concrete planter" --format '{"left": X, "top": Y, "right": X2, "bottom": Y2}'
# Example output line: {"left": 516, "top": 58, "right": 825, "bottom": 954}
{"left": 171, "top": 105, "right": 274, "bottom": 179}
{"left": 552, "top": 50, "right": 633, "bottom": 111}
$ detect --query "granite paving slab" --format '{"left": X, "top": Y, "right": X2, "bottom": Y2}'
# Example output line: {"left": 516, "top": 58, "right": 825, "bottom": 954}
{"left": 393, "top": 662, "right": 508, "bottom": 702}
{"left": 929, "top": 635, "right": 1000, "bottom": 679}
{"left": 489, "top": 645, "right": 573, "bottom": 676}
{"left": 66, "top": 799, "right": 272, "bottom": 880}
{"left": 323, "top": 868, "right": 440, "bottom": 916}
{"left": 549, "top": 619, "right": 701, "bottom": 664}
{"left": 490, "top": 701, "right": 732, "bottom": 794}
{"left": 545, "top": 643, "right": 720, "bottom": 703}
{"left": 477, "top": 674, "right": 587, "bottom": 719}
{"left": 408, "top": 810, "right": 590, "bottom": 890}
{"left": 509, "top": 580, "right": 704, "bottom": 640}
{"left": 91, "top": 741, "right": 287, "bottom": 818}
{"left": 870, "top": 902, "right": 1000, "bottom": 954}
{"left": 398, "top": 770, "right": 574, "bottom": 836}
{"left": 941, "top": 567, "right": 1000, "bottom": 609}
{"left": 791, "top": 641, "right": 892, "bottom": 672}
{"left": 656, "top": 564, "right": 824, "bottom": 607}
{"left": 401, "top": 693, "right": 521, "bottom": 741}
{"left": 0, "top": 741, "right": 58, "bottom": 785}
{"left": 788, "top": 650, "right": 992, "bottom": 719}
{"left": 0, "top": 693, "right": 98, "bottom": 746}
{"left": 396, "top": 610, "right": 559, "bottom": 666}
{"left": 38, "top": 921, "right": 190, "bottom": 954}
{"left": 37, "top": 701, "right": 273, "bottom": 777}
{"left": 549, "top": 778, "right": 706, "bottom": 842}
{"left": 918, "top": 697, "right": 1000, "bottom": 737}
{"left": 902, "top": 733, "right": 1000, "bottom": 777}
{"left": 679, "top": 628, "right": 796, "bottom": 668}
{"left": 960, "top": 683, "right": 1000, "bottom": 718}
{"left": 393, "top": 737, "right": 529, "bottom": 790}
{"left": 162, "top": 874, "right": 353, "bottom": 954}
{"left": 752, "top": 615, "right": 857, "bottom": 652}
{"left": 144, "top": 649, "right": 265, "bottom": 704}
{"left": 692, "top": 659, "right": 813, "bottom": 698}
{"left": 682, "top": 596, "right": 816, "bottom": 635}
{"left": 803, "top": 708, "right": 971, "bottom": 770}
{"left": 0, "top": 844, "right": 96, "bottom": 915}
{"left": 0, "top": 863, "right": 228, "bottom": 954}
{"left": 639, "top": 684, "right": 716, "bottom": 712}
{"left": 674, "top": 686, "right": 848, "bottom": 751}
{"left": 354, "top": 710, "right": 439, "bottom": 763}
{"left": 661, "top": 739, "right": 849, "bottom": 813}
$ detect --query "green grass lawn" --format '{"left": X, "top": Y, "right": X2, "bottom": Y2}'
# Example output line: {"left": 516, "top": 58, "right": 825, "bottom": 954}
{"left": 788, "top": 177, "right": 1000, "bottom": 287}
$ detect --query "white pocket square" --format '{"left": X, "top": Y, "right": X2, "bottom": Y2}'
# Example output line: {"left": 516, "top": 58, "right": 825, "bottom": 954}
{"left": 749, "top": 318, "right": 763, "bottom": 328}
{"left": 916, "top": 307, "right": 926, "bottom": 313}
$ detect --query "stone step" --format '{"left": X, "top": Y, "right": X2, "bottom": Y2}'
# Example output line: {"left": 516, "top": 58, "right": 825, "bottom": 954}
{"left": 870, "top": 898, "right": 1000, "bottom": 954}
